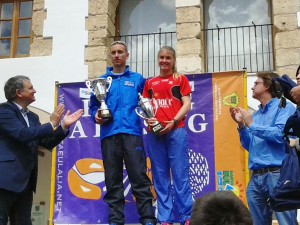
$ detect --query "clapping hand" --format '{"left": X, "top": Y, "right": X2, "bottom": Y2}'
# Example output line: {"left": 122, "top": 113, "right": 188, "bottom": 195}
{"left": 229, "top": 107, "right": 253, "bottom": 128}
{"left": 290, "top": 85, "right": 300, "bottom": 105}
{"left": 50, "top": 104, "right": 65, "bottom": 127}
{"left": 229, "top": 107, "right": 244, "bottom": 125}
{"left": 239, "top": 108, "right": 253, "bottom": 127}
{"left": 62, "top": 109, "right": 84, "bottom": 129}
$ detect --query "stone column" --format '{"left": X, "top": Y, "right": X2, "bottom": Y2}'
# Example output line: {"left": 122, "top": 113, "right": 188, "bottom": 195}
{"left": 85, "top": 0, "right": 119, "bottom": 79}
{"left": 176, "top": 0, "right": 204, "bottom": 74}
{"left": 31, "top": 0, "right": 52, "bottom": 56}
{"left": 272, "top": 0, "right": 300, "bottom": 76}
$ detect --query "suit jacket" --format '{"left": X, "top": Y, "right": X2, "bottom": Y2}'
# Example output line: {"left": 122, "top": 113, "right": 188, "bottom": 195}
{"left": 0, "top": 101, "right": 69, "bottom": 193}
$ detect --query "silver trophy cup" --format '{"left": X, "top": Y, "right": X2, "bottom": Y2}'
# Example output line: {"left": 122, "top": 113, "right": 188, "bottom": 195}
{"left": 135, "top": 93, "right": 164, "bottom": 135}
{"left": 86, "top": 77, "right": 113, "bottom": 119}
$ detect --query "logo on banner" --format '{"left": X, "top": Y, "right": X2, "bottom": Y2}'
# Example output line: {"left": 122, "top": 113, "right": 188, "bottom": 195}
{"left": 68, "top": 159, "right": 105, "bottom": 200}
{"left": 216, "top": 170, "right": 245, "bottom": 201}
{"left": 79, "top": 88, "right": 90, "bottom": 99}
{"left": 223, "top": 92, "right": 239, "bottom": 107}
{"left": 68, "top": 158, "right": 157, "bottom": 203}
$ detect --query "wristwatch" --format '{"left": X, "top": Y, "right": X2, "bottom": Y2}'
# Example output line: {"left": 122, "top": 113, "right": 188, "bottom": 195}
{"left": 237, "top": 124, "right": 245, "bottom": 129}
{"left": 173, "top": 119, "right": 178, "bottom": 126}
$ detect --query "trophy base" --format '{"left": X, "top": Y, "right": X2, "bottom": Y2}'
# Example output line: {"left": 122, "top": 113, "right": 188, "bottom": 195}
{"left": 98, "top": 110, "right": 113, "bottom": 121}
{"left": 151, "top": 122, "right": 164, "bottom": 136}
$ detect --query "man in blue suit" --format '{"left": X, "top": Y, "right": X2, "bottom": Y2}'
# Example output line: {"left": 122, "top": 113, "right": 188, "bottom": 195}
{"left": 0, "top": 75, "right": 83, "bottom": 225}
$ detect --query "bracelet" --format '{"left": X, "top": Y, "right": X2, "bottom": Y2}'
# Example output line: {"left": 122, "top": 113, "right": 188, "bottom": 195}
{"left": 173, "top": 119, "right": 178, "bottom": 126}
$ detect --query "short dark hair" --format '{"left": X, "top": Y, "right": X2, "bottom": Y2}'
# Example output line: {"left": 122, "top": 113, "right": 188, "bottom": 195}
{"left": 4, "top": 75, "right": 30, "bottom": 101}
{"left": 190, "top": 191, "right": 253, "bottom": 225}
{"left": 111, "top": 40, "right": 128, "bottom": 52}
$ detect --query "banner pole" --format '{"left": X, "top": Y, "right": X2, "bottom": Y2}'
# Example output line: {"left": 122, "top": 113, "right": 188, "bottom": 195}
{"left": 48, "top": 81, "right": 59, "bottom": 225}
{"left": 242, "top": 69, "right": 250, "bottom": 193}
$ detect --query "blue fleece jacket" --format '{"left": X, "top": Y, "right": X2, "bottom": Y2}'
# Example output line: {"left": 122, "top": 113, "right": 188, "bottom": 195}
{"left": 89, "top": 66, "right": 145, "bottom": 140}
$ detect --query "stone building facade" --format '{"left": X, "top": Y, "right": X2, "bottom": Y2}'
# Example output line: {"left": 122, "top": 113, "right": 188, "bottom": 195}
{"left": 272, "top": 0, "right": 300, "bottom": 76}
{"left": 1, "top": 0, "right": 299, "bottom": 224}
{"left": 29, "top": 0, "right": 300, "bottom": 79}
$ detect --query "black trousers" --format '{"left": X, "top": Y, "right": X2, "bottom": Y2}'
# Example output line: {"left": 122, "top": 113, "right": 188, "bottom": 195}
{"left": 101, "top": 134, "right": 156, "bottom": 225}
{"left": 0, "top": 185, "right": 33, "bottom": 225}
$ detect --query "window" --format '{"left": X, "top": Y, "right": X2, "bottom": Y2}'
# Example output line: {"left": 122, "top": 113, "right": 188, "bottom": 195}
{"left": 117, "top": 0, "right": 176, "bottom": 77}
{"left": 204, "top": 0, "right": 273, "bottom": 73}
{"left": 0, "top": 0, "right": 33, "bottom": 58}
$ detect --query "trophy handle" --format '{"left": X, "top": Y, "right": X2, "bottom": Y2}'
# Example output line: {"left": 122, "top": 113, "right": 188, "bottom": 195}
{"left": 85, "top": 80, "right": 93, "bottom": 94}
{"left": 106, "top": 76, "right": 112, "bottom": 92}
{"left": 135, "top": 107, "right": 148, "bottom": 120}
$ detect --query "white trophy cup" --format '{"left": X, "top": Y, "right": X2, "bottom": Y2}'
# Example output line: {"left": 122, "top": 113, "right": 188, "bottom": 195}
{"left": 135, "top": 93, "right": 164, "bottom": 135}
{"left": 86, "top": 77, "right": 113, "bottom": 120}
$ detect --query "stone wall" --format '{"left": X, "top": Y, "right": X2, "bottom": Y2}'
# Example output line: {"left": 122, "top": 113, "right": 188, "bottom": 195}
{"left": 86, "top": 0, "right": 119, "bottom": 79}
{"left": 176, "top": 0, "right": 204, "bottom": 74}
{"left": 30, "top": 0, "right": 118, "bottom": 79}
{"left": 29, "top": 0, "right": 300, "bottom": 79}
{"left": 30, "top": 0, "right": 52, "bottom": 56}
{"left": 272, "top": 0, "right": 300, "bottom": 77}
{"left": 86, "top": 0, "right": 205, "bottom": 78}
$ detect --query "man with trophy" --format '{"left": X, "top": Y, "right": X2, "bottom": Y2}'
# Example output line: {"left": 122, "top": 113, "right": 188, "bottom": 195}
{"left": 88, "top": 41, "right": 156, "bottom": 225}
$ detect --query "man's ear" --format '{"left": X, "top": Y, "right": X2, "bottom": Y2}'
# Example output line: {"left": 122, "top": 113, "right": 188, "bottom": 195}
{"left": 16, "top": 89, "right": 22, "bottom": 98}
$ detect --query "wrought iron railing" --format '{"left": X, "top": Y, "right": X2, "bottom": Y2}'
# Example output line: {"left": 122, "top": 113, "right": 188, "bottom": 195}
{"left": 203, "top": 23, "right": 274, "bottom": 73}
{"left": 113, "top": 23, "right": 274, "bottom": 77}
{"left": 113, "top": 29, "right": 176, "bottom": 78}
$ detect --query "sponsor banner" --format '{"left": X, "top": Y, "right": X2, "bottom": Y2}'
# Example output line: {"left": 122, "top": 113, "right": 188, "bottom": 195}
{"left": 212, "top": 71, "right": 247, "bottom": 201}
{"left": 52, "top": 72, "right": 246, "bottom": 224}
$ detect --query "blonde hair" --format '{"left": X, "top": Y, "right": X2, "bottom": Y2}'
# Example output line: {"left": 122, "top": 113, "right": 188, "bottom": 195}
{"left": 158, "top": 46, "right": 180, "bottom": 79}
